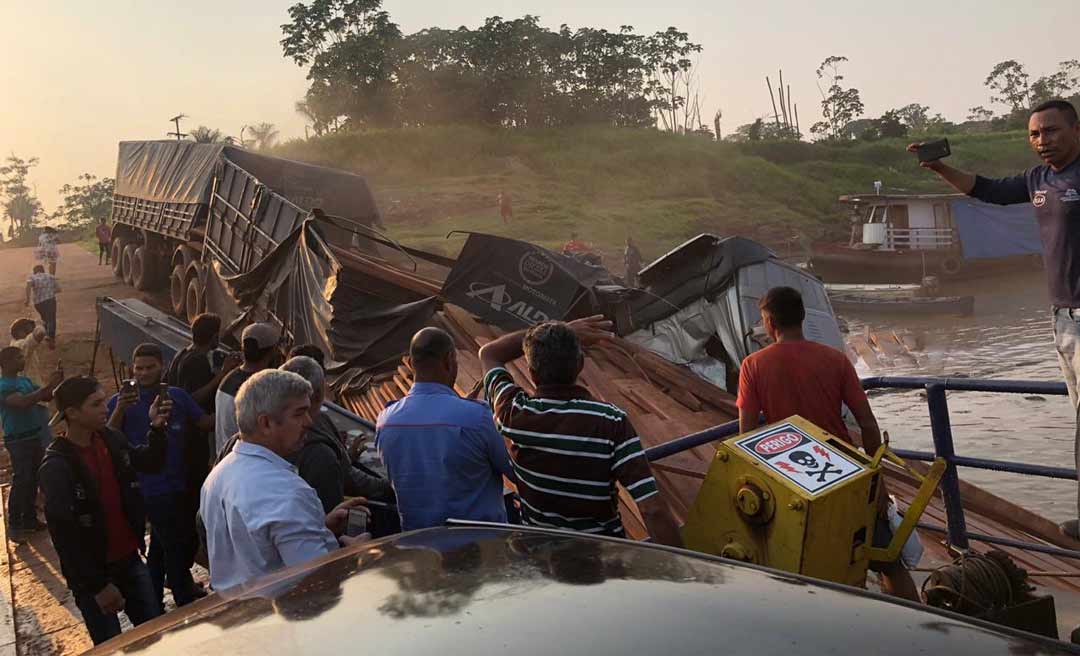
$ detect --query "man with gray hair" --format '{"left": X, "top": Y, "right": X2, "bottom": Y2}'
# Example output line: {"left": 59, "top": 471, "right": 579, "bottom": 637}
{"left": 200, "top": 369, "right": 367, "bottom": 590}
{"left": 480, "top": 316, "right": 681, "bottom": 546}
{"left": 280, "top": 356, "right": 392, "bottom": 513}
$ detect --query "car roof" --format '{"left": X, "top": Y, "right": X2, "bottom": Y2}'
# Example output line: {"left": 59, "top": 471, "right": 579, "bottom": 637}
{"left": 90, "top": 525, "right": 1079, "bottom": 655}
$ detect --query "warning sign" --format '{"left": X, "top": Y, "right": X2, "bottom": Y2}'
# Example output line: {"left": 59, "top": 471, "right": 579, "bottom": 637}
{"left": 735, "top": 424, "right": 863, "bottom": 495}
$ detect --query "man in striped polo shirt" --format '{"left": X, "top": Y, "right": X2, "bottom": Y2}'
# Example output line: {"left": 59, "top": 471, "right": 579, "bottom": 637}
{"left": 480, "top": 316, "right": 681, "bottom": 546}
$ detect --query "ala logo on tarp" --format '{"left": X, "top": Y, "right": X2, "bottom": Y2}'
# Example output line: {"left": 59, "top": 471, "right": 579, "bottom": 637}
{"left": 1033, "top": 190, "right": 1048, "bottom": 207}
{"left": 466, "top": 282, "right": 551, "bottom": 324}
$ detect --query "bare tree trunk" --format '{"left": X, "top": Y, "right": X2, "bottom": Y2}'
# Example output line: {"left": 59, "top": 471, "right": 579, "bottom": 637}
{"left": 766, "top": 77, "right": 781, "bottom": 127}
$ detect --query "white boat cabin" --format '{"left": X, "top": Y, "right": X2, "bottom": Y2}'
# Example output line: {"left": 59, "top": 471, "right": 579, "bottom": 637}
{"left": 842, "top": 193, "right": 961, "bottom": 252}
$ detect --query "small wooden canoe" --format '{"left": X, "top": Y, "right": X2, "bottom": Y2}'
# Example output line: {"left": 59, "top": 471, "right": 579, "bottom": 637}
{"left": 830, "top": 293, "right": 975, "bottom": 316}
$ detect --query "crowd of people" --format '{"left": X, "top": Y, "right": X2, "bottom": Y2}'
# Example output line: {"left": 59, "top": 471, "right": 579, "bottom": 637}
{"left": 1, "top": 98, "right": 1078, "bottom": 646}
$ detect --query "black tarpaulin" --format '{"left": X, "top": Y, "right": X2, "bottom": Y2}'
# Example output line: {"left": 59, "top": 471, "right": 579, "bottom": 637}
{"left": 218, "top": 219, "right": 436, "bottom": 372}
{"left": 115, "top": 141, "right": 224, "bottom": 204}
{"left": 114, "top": 141, "right": 381, "bottom": 225}
{"left": 442, "top": 234, "right": 590, "bottom": 330}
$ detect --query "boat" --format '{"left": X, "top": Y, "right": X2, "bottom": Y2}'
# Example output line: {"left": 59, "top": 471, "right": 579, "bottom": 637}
{"left": 829, "top": 292, "right": 975, "bottom": 316}
{"left": 809, "top": 192, "right": 1044, "bottom": 283}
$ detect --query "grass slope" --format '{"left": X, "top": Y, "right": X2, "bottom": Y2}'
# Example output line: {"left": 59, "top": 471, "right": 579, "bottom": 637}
{"left": 276, "top": 127, "right": 1040, "bottom": 263}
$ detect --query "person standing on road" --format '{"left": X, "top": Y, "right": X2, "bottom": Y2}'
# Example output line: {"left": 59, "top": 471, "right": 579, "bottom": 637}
{"left": 908, "top": 99, "right": 1080, "bottom": 539}
{"left": 201, "top": 370, "right": 369, "bottom": 591}
{"left": 0, "top": 347, "right": 61, "bottom": 536}
{"left": 107, "top": 343, "right": 212, "bottom": 610}
{"left": 40, "top": 376, "right": 169, "bottom": 645}
{"left": 10, "top": 318, "right": 47, "bottom": 385}
{"left": 95, "top": 218, "right": 112, "bottom": 266}
{"left": 25, "top": 265, "right": 59, "bottom": 348}
{"left": 36, "top": 226, "right": 60, "bottom": 276}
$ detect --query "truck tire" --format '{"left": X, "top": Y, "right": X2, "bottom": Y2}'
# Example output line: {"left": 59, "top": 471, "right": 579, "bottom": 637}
{"left": 170, "top": 265, "right": 187, "bottom": 317}
{"left": 111, "top": 239, "right": 126, "bottom": 279}
{"left": 185, "top": 277, "right": 204, "bottom": 324}
{"left": 121, "top": 244, "right": 138, "bottom": 285}
{"left": 132, "top": 246, "right": 157, "bottom": 291}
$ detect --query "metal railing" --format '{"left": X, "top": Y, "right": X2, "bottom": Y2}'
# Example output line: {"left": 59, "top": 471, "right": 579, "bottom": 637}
{"left": 643, "top": 375, "right": 1080, "bottom": 560}
{"left": 883, "top": 227, "right": 955, "bottom": 250}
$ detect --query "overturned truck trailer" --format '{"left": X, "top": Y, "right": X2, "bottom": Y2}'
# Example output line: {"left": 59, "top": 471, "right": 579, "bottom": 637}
{"left": 107, "top": 140, "right": 383, "bottom": 324}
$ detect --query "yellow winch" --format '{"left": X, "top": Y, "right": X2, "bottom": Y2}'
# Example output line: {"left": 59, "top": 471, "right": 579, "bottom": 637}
{"left": 682, "top": 416, "right": 944, "bottom": 588}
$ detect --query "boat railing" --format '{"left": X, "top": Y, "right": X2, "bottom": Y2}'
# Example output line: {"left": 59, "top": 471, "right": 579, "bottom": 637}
{"left": 642, "top": 375, "right": 1080, "bottom": 560}
{"left": 882, "top": 227, "right": 956, "bottom": 250}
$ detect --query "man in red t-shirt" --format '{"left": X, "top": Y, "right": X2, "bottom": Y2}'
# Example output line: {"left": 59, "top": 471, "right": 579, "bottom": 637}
{"left": 736, "top": 286, "right": 918, "bottom": 602}
{"left": 39, "top": 377, "right": 169, "bottom": 645}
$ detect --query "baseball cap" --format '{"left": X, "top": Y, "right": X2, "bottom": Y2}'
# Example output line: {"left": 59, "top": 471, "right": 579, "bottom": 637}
{"left": 242, "top": 322, "right": 281, "bottom": 350}
{"left": 49, "top": 376, "right": 100, "bottom": 427}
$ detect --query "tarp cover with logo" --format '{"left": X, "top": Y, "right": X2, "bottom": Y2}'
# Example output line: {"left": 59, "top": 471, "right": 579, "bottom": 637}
{"left": 442, "top": 234, "right": 593, "bottom": 330}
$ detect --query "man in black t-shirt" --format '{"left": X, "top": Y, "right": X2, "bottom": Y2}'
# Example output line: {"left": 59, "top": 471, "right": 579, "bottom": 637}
{"left": 910, "top": 99, "right": 1080, "bottom": 537}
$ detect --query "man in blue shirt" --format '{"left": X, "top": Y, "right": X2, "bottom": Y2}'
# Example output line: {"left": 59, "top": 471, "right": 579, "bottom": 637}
{"left": 910, "top": 99, "right": 1080, "bottom": 538}
{"left": 107, "top": 343, "right": 211, "bottom": 608}
{"left": 0, "top": 347, "right": 61, "bottom": 536}
{"left": 377, "top": 328, "right": 513, "bottom": 531}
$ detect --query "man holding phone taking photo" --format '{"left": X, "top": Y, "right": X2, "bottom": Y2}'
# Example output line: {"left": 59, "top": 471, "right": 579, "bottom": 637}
{"left": 107, "top": 343, "right": 213, "bottom": 610}
{"left": 910, "top": 99, "right": 1080, "bottom": 538}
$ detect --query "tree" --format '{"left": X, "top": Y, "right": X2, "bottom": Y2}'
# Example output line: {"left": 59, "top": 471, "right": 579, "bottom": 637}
{"left": 245, "top": 122, "right": 280, "bottom": 150}
{"left": 810, "top": 56, "right": 864, "bottom": 140}
{"left": 985, "top": 60, "right": 1030, "bottom": 112}
{"left": 645, "top": 27, "right": 704, "bottom": 133}
{"left": 875, "top": 109, "right": 908, "bottom": 138}
{"left": 0, "top": 156, "right": 42, "bottom": 239}
{"left": 966, "top": 106, "right": 995, "bottom": 122}
{"left": 52, "top": 174, "right": 114, "bottom": 231}
{"left": 189, "top": 126, "right": 235, "bottom": 144}
{"left": 1030, "top": 59, "right": 1080, "bottom": 106}
{"left": 281, "top": 0, "right": 403, "bottom": 129}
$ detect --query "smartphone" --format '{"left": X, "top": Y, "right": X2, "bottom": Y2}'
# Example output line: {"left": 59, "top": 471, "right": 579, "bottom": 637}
{"left": 345, "top": 509, "right": 369, "bottom": 537}
{"left": 121, "top": 379, "right": 137, "bottom": 394}
{"left": 915, "top": 138, "right": 951, "bottom": 163}
{"left": 158, "top": 382, "right": 170, "bottom": 399}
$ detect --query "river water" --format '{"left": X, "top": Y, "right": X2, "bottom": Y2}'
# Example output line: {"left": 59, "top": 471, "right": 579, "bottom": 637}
{"left": 843, "top": 270, "right": 1076, "bottom": 523}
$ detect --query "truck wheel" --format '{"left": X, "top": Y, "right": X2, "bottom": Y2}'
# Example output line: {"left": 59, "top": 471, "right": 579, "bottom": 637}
{"left": 185, "top": 277, "right": 204, "bottom": 324}
{"left": 121, "top": 244, "right": 138, "bottom": 285}
{"left": 111, "top": 239, "right": 126, "bottom": 278}
{"left": 132, "top": 247, "right": 157, "bottom": 291}
{"left": 170, "top": 265, "right": 187, "bottom": 317}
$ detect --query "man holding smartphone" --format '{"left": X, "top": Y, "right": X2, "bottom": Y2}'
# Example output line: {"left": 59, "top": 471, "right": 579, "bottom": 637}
{"left": 910, "top": 99, "right": 1080, "bottom": 538}
{"left": 107, "top": 343, "right": 212, "bottom": 609}
{"left": 40, "top": 376, "right": 170, "bottom": 645}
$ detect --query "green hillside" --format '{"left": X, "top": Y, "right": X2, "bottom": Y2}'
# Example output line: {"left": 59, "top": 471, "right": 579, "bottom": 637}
{"left": 275, "top": 127, "right": 1040, "bottom": 263}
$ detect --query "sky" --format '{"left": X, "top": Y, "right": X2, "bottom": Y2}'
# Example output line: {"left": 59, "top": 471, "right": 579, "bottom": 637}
{"left": 0, "top": 0, "right": 1076, "bottom": 210}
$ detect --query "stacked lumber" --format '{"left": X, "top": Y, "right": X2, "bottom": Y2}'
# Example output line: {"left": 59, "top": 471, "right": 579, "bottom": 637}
{"left": 336, "top": 299, "right": 1080, "bottom": 602}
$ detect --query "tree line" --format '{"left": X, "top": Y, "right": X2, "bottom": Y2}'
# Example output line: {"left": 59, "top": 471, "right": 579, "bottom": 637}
{"left": 728, "top": 57, "right": 1080, "bottom": 143}
{"left": 281, "top": 0, "right": 703, "bottom": 133}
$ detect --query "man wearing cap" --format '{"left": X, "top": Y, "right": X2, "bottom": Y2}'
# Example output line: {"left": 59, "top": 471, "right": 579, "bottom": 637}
{"left": 0, "top": 347, "right": 62, "bottom": 536}
{"left": 39, "top": 376, "right": 170, "bottom": 645}
{"left": 107, "top": 343, "right": 211, "bottom": 610}
{"left": 214, "top": 322, "right": 283, "bottom": 457}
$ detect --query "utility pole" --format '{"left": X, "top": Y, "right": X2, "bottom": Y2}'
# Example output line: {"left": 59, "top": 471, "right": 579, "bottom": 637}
{"left": 167, "top": 114, "right": 188, "bottom": 141}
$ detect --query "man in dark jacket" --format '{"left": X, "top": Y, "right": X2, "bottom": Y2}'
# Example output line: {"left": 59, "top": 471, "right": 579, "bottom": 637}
{"left": 280, "top": 356, "right": 392, "bottom": 513}
{"left": 39, "top": 376, "right": 170, "bottom": 645}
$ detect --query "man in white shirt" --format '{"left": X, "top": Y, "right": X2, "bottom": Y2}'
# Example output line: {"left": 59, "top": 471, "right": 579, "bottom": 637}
{"left": 201, "top": 369, "right": 367, "bottom": 591}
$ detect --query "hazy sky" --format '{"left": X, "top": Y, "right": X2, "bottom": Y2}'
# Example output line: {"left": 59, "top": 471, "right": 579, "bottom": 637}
{"left": 1, "top": 0, "right": 1075, "bottom": 209}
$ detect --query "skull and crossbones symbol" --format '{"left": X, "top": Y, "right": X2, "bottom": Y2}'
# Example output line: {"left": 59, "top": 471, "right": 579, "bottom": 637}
{"left": 789, "top": 450, "right": 842, "bottom": 482}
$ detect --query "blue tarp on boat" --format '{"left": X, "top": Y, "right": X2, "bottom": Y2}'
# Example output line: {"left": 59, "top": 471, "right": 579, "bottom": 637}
{"left": 952, "top": 199, "right": 1042, "bottom": 260}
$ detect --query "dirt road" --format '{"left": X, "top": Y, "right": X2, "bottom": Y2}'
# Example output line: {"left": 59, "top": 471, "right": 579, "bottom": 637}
{"left": 0, "top": 243, "right": 162, "bottom": 655}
